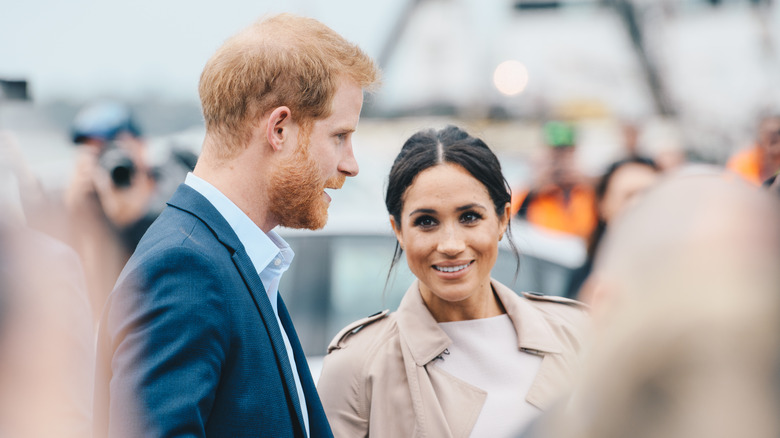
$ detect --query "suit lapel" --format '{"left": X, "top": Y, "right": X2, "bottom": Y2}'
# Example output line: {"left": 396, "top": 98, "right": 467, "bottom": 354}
{"left": 278, "top": 295, "right": 334, "bottom": 438}
{"left": 167, "top": 184, "right": 307, "bottom": 436}
{"left": 231, "top": 251, "right": 306, "bottom": 437}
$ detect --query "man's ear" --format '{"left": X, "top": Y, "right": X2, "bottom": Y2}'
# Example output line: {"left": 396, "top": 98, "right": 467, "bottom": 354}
{"left": 389, "top": 215, "right": 404, "bottom": 250}
{"left": 265, "top": 106, "right": 292, "bottom": 152}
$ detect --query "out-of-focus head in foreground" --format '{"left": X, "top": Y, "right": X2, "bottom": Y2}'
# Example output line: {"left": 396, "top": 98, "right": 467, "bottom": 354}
{"left": 546, "top": 171, "right": 780, "bottom": 438}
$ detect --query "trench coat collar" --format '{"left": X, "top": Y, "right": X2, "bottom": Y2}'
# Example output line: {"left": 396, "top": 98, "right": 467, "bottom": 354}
{"left": 395, "top": 279, "right": 563, "bottom": 366}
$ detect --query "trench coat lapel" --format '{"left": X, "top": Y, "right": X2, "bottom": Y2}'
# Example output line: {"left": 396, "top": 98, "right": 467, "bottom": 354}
{"left": 493, "top": 281, "right": 562, "bottom": 355}
{"left": 395, "top": 281, "right": 487, "bottom": 437}
{"left": 493, "top": 281, "right": 572, "bottom": 410}
{"left": 394, "top": 279, "right": 575, "bottom": 430}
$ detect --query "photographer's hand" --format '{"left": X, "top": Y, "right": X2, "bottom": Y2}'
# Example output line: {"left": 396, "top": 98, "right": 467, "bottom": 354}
{"left": 64, "top": 146, "right": 100, "bottom": 215}
{"left": 92, "top": 142, "right": 155, "bottom": 228}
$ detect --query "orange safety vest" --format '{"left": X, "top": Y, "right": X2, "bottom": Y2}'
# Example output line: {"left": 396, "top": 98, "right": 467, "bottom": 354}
{"left": 726, "top": 147, "right": 763, "bottom": 186}
{"left": 511, "top": 185, "right": 597, "bottom": 240}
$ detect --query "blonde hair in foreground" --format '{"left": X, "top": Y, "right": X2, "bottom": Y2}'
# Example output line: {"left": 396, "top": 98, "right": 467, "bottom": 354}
{"left": 199, "top": 13, "right": 380, "bottom": 157}
{"left": 542, "top": 173, "right": 780, "bottom": 438}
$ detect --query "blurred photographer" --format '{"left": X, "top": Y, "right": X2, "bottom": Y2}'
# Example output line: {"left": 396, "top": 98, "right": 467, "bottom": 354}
{"left": 64, "top": 101, "right": 159, "bottom": 324}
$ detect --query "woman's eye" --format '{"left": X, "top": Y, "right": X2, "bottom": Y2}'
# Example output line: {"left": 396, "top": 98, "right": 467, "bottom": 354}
{"left": 413, "top": 216, "right": 437, "bottom": 228}
{"left": 460, "top": 212, "right": 483, "bottom": 224}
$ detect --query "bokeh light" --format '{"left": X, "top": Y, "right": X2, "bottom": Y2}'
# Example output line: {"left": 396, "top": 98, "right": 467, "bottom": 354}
{"left": 493, "top": 60, "right": 529, "bottom": 96}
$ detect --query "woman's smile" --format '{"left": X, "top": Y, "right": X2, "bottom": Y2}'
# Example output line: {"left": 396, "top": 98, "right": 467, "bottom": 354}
{"left": 433, "top": 260, "right": 474, "bottom": 273}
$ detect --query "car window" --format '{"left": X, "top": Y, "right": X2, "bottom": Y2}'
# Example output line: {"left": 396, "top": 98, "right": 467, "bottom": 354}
{"left": 329, "top": 235, "right": 414, "bottom": 328}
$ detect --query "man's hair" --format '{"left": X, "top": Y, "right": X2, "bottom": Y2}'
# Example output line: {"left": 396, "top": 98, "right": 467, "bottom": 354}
{"left": 199, "top": 13, "right": 380, "bottom": 157}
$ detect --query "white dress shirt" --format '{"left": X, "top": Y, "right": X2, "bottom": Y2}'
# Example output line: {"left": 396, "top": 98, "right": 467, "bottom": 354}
{"left": 185, "top": 173, "right": 309, "bottom": 436}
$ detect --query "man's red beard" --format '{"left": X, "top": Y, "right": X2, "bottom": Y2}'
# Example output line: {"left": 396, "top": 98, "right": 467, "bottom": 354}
{"left": 268, "top": 142, "right": 345, "bottom": 230}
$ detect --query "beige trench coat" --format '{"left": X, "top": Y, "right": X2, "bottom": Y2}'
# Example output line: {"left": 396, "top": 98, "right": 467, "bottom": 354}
{"left": 317, "top": 280, "right": 587, "bottom": 438}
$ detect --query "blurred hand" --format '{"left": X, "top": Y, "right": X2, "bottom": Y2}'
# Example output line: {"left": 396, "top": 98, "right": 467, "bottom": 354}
{"left": 0, "top": 131, "right": 26, "bottom": 174}
{"left": 93, "top": 138, "right": 155, "bottom": 228}
{"left": 65, "top": 140, "right": 155, "bottom": 228}
{"left": 64, "top": 145, "right": 100, "bottom": 214}
{"left": 0, "top": 131, "right": 40, "bottom": 189}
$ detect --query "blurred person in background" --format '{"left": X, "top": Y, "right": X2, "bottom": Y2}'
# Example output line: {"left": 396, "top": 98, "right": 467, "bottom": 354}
{"left": 65, "top": 100, "right": 195, "bottom": 324}
{"left": 565, "top": 156, "right": 661, "bottom": 299}
{"left": 726, "top": 113, "right": 780, "bottom": 186}
{"left": 0, "top": 169, "right": 94, "bottom": 437}
{"left": 511, "top": 121, "right": 597, "bottom": 240}
{"left": 318, "top": 126, "right": 587, "bottom": 438}
{"left": 529, "top": 171, "right": 780, "bottom": 438}
{"left": 0, "top": 131, "right": 51, "bottom": 228}
{"left": 762, "top": 172, "right": 780, "bottom": 196}
{"left": 65, "top": 101, "right": 157, "bottom": 324}
{"left": 93, "top": 14, "right": 379, "bottom": 438}
{"left": 620, "top": 120, "right": 641, "bottom": 158}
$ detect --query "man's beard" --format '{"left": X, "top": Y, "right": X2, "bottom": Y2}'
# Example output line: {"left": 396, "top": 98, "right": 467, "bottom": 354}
{"left": 268, "top": 143, "right": 345, "bottom": 230}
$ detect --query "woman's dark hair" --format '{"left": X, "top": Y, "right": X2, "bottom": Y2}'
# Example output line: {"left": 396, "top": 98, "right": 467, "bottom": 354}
{"left": 587, "top": 156, "right": 660, "bottom": 259}
{"left": 384, "top": 125, "right": 520, "bottom": 277}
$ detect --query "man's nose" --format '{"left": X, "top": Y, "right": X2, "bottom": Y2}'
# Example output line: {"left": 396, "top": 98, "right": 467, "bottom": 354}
{"left": 338, "top": 142, "right": 359, "bottom": 177}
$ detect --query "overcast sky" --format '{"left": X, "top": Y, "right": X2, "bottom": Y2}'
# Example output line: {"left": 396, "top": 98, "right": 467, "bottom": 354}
{"left": 3, "top": 0, "right": 779, "bottom": 136}
{"left": 0, "top": 0, "right": 402, "bottom": 102}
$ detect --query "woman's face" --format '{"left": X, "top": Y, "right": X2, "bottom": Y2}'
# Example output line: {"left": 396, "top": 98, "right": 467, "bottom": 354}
{"left": 600, "top": 163, "right": 659, "bottom": 223}
{"left": 390, "top": 163, "right": 510, "bottom": 320}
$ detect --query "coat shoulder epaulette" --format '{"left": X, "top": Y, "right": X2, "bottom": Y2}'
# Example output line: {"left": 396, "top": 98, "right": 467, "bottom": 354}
{"left": 327, "top": 309, "right": 390, "bottom": 353}
{"left": 522, "top": 291, "right": 589, "bottom": 309}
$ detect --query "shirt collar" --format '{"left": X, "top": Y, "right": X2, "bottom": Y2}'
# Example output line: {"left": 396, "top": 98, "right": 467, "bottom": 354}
{"left": 184, "top": 173, "right": 294, "bottom": 291}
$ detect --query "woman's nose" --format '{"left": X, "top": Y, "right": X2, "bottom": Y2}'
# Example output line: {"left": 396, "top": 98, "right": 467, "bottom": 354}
{"left": 437, "top": 227, "right": 466, "bottom": 255}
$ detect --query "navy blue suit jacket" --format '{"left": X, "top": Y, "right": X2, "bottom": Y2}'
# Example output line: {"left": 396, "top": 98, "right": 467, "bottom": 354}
{"left": 94, "top": 184, "right": 333, "bottom": 438}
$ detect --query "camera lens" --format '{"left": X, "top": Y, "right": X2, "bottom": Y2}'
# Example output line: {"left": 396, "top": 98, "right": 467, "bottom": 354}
{"left": 109, "top": 161, "right": 135, "bottom": 188}
{"left": 98, "top": 142, "right": 136, "bottom": 188}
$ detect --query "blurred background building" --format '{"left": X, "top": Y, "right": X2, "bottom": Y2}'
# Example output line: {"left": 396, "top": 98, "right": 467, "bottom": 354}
{"left": 3, "top": 0, "right": 779, "bottom": 180}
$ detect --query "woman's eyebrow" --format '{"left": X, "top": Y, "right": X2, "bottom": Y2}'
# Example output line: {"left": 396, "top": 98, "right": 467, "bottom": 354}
{"left": 408, "top": 204, "right": 487, "bottom": 217}
{"left": 455, "top": 203, "right": 487, "bottom": 212}
{"left": 408, "top": 208, "right": 436, "bottom": 217}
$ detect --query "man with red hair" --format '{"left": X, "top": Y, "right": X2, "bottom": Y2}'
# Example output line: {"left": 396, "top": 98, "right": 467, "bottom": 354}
{"left": 94, "top": 14, "right": 379, "bottom": 437}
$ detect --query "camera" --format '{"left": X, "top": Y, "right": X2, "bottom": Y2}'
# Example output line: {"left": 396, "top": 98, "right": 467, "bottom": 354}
{"left": 98, "top": 141, "right": 136, "bottom": 188}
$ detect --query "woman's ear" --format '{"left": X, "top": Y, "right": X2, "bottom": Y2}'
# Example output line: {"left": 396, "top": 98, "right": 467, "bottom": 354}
{"left": 499, "top": 202, "right": 511, "bottom": 240}
{"left": 265, "top": 106, "right": 292, "bottom": 152}
{"left": 390, "top": 215, "right": 404, "bottom": 250}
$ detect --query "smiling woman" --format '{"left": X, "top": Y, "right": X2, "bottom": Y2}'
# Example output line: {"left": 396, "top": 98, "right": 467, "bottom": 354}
{"left": 390, "top": 162, "right": 509, "bottom": 322}
{"left": 317, "top": 125, "right": 589, "bottom": 438}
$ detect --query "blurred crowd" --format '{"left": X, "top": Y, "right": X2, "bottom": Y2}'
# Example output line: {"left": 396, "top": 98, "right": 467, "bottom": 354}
{"left": 1, "top": 100, "right": 780, "bottom": 436}
{"left": 0, "top": 102, "right": 194, "bottom": 436}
